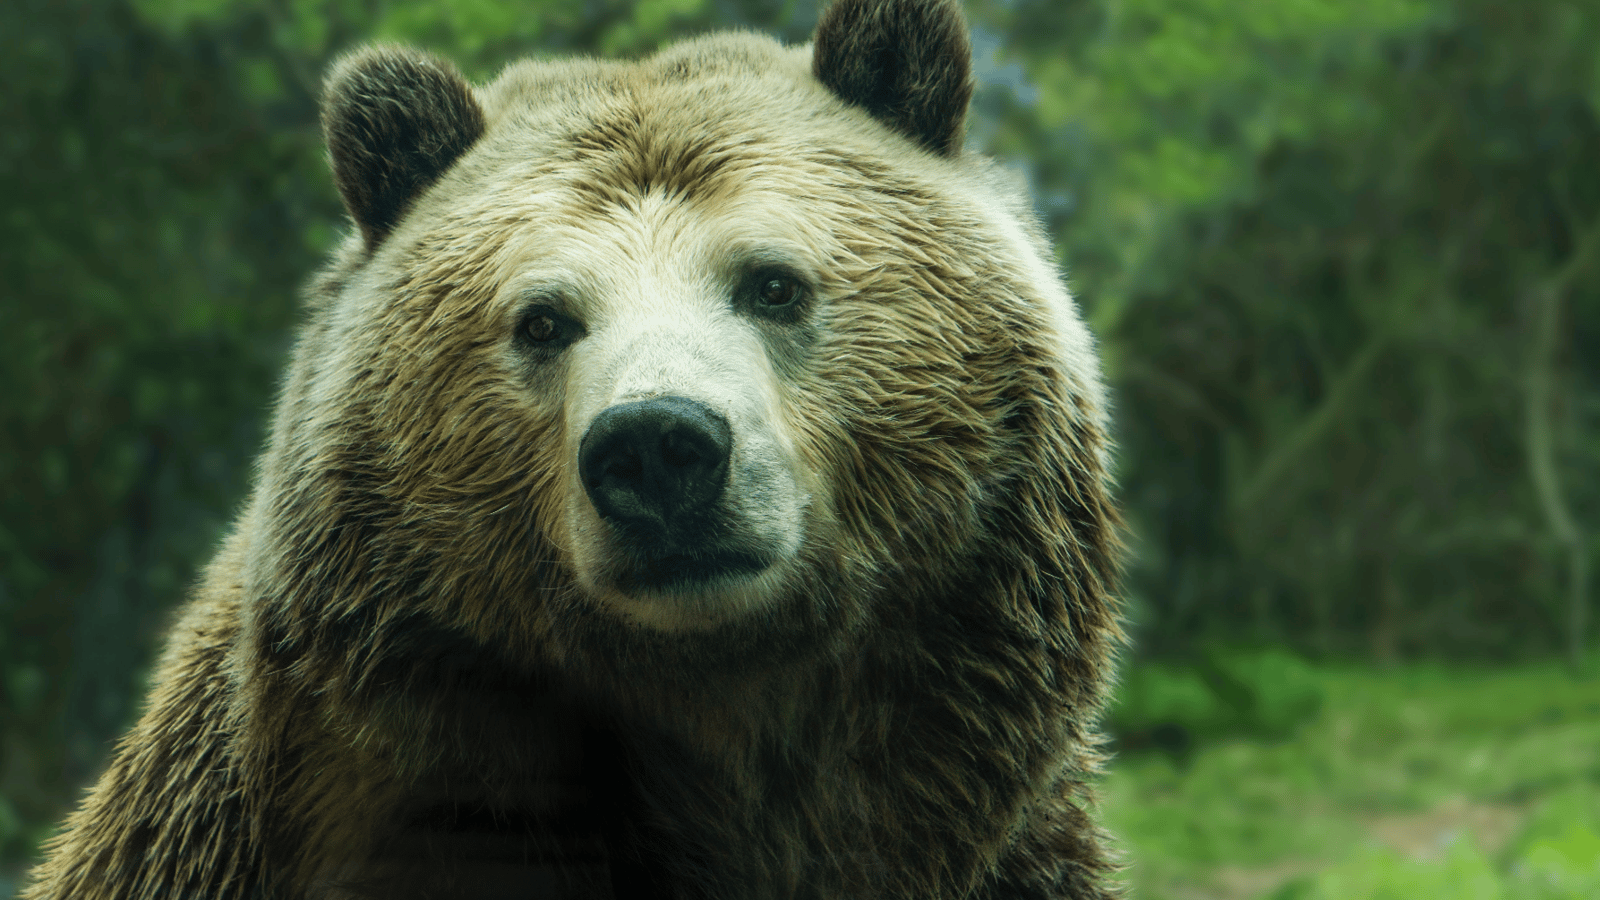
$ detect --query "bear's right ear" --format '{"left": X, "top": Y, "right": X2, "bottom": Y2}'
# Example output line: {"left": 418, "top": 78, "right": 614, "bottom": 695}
{"left": 322, "top": 45, "right": 485, "bottom": 251}
{"left": 812, "top": 0, "right": 974, "bottom": 157}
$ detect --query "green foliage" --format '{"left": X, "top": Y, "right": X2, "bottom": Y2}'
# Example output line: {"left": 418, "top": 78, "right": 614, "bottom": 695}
{"left": 1, "top": 0, "right": 332, "bottom": 870}
{"left": 1286, "top": 840, "right": 1502, "bottom": 900}
{"left": 1270, "top": 800, "right": 1600, "bottom": 899}
{"left": 1110, "top": 646, "right": 1325, "bottom": 755}
{"left": 1510, "top": 786, "right": 1600, "bottom": 897}
{"left": 1104, "top": 659, "right": 1600, "bottom": 898}
{"left": 978, "top": 0, "right": 1600, "bottom": 658}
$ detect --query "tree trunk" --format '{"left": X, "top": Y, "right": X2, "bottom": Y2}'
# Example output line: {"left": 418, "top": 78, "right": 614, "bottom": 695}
{"left": 1524, "top": 220, "right": 1599, "bottom": 670}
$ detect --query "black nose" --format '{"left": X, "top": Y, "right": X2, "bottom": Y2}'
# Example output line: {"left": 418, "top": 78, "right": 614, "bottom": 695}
{"left": 579, "top": 397, "right": 732, "bottom": 540}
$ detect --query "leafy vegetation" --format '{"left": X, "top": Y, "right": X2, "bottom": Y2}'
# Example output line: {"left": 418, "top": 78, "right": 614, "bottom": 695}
{"left": 1103, "top": 657, "right": 1600, "bottom": 899}
{"left": 976, "top": 0, "right": 1600, "bottom": 661}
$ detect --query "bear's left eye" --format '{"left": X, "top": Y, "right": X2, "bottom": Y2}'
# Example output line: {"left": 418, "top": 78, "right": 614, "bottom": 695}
{"left": 738, "top": 267, "right": 811, "bottom": 324}
{"left": 757, "top": 275, "right": 804, "bottom": 309}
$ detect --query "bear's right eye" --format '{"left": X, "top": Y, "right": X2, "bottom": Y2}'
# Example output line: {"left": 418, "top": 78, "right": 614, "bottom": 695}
{"left": 517, "top": 305, "right": 579, "bottom": 354}
{"left": 525, "top": 314, "right": 559, "bottom": 343}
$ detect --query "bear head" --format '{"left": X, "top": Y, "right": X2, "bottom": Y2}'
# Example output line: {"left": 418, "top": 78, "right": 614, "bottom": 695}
{"left": 249, "top": 0, "right": 1115, "bottom": 707}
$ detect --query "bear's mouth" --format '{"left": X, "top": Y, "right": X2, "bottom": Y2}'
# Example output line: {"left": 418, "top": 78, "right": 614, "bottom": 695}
{"left": 611, "top": 549, "right": 770, "bottom": 594}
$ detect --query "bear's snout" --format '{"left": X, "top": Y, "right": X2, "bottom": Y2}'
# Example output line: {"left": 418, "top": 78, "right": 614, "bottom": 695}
{"left": 579, "top": 395, "right": 732, "bottom": 544}
{"left": 562, "top": 318, "right": 810, "bottom": 605}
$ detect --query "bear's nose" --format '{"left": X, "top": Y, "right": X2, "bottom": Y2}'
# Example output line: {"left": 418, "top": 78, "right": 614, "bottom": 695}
{"left": 579, "top": 396, "right": 732, "bottom": 540}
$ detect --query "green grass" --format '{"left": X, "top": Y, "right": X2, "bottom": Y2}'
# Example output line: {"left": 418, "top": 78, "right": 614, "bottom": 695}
{"left": 1100, "top": 655, "right": 1600, "bottom": 899}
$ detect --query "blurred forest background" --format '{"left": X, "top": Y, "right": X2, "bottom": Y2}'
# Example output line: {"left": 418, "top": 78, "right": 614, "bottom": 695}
{"left": 2, "top": 0, "right": 1596, "bottom": 897}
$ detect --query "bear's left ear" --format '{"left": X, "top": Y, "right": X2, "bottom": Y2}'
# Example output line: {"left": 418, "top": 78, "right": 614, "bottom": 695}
{"left": 811, "top": 0, "right": 974, "bottom": 157}
{"left": 322, "top": 45, "right": 486, "bottom": 251}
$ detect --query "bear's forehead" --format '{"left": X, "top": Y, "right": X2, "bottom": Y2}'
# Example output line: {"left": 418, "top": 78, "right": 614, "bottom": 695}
{"left": 483, "top": 32, "right": 810, "bottom": 114}
{"left": 387, "top": 31, "right": 1009, "bottom": 310}
{"left": 473, "top": 32, "right": 923, "bottom": 204}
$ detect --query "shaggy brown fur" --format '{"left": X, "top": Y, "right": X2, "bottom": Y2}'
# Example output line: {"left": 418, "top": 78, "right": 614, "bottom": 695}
{"left": 26, "top": 1, "right": 1124, "bottom": 897}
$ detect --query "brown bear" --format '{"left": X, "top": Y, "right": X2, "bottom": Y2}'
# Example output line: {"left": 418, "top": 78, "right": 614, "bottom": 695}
{"left": 25, "top": 0, "right": 1124, "bottom": 897}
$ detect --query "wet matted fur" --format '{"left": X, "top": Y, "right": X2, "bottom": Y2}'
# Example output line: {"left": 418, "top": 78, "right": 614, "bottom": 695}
{"left": 26, "top": 0, "right": 1125, "bottom": 897}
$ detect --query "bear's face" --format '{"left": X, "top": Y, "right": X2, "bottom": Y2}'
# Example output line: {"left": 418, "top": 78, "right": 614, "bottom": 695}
{"left": 483, "top": 154, "right": 831, "bottom": 633}
{"left": 293, "top": 2, "right": 1092, "bottom": 669}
